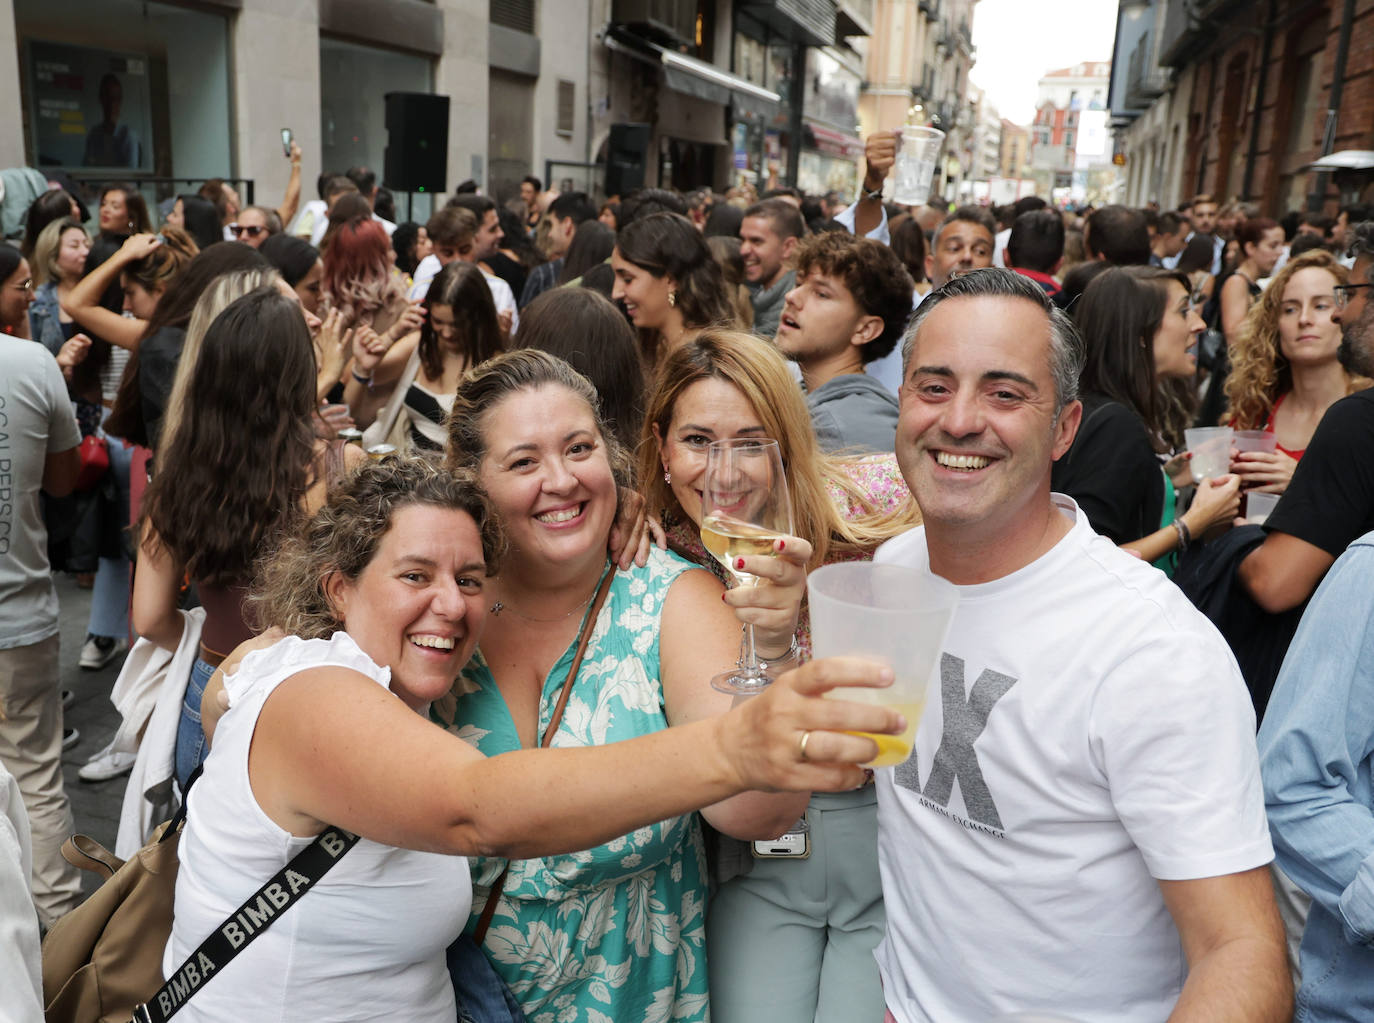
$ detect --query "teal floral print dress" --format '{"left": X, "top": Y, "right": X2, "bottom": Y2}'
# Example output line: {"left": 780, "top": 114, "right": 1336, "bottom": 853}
{"left": 434, "top": 548, "right": 711, "bottom": 1023}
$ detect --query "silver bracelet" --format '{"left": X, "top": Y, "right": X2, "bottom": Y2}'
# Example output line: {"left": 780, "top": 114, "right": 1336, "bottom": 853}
{"left": 759, "top": 636, "right": 801, "bottom": 669}
{"left": 1173, "top": 519, "right": 1191, "bottom": 552}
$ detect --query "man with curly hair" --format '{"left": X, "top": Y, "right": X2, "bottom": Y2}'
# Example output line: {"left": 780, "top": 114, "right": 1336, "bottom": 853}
{"left": 773, "top": 233, "right": 914, "bottom": 453}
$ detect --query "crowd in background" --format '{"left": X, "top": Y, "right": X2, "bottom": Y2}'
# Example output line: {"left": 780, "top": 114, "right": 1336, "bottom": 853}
{"left": 3, "top": 126, "right": 1374, "bottom": 1023}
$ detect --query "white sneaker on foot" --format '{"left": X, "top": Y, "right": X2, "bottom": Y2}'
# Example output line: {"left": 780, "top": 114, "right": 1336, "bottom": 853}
{"left": 80, "top": 635, "right": 128, "bottom": 671}
{"left": 79, "top": 742, "right": 136, "bottom": 782}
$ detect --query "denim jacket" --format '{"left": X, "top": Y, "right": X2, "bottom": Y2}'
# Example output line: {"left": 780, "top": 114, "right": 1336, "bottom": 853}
{"left": 28, "top": 281, "right": 66, "bottom": 356}
{"left": 1259, "top": 531, "right": 1374, "bottom": 1021}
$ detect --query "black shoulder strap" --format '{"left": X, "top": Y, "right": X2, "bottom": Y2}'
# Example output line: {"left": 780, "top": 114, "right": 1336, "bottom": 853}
{"left": 132, "top": 822, "right": 360, "bottom": 1022}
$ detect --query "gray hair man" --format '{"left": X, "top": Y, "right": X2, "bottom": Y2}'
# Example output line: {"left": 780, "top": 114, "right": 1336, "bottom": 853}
{"left": 872, "top": 268, "right": 1290, "bottom": 1022}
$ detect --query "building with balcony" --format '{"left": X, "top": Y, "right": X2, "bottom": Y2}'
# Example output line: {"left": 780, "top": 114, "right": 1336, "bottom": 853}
{"left": 1109, "top": 0, "right": 1374, "bottom": 214}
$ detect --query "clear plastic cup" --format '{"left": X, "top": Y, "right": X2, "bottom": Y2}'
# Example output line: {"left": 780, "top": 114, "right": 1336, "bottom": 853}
{"left": 1184, "top": 426, "right": 1234, "bottom": 482}
{"left": 1245, "top": 492, "right": 1279, "bottom": 524}
{"left": 807, "top": 562, "right": 958, "bottom": 768}
{"left": 1234, "top": 430, "right": 1278, "bottom": 454}
{"left": 892, "top": 127, "right": 946, "bottom": 206}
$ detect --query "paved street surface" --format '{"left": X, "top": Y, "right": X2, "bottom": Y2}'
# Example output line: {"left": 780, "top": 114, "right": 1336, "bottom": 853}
{"left": 51, "top": 572, "right": 130, "bottom": 895}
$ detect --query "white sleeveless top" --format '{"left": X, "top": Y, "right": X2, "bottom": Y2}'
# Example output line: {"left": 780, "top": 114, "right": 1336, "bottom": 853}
{"left": 163, "top": 632, "right": 471, "bottom": 1021}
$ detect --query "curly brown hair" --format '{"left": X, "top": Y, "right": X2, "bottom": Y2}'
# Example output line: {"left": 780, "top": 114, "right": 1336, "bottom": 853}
{"left": 792, "top": 232, "right": 915, "bottom": 362}
{"left": 249, "top": 458, "right": 504, "bottom": 639}
{"left": 1223, "top": 250, "right": 1349, "bottom": 428}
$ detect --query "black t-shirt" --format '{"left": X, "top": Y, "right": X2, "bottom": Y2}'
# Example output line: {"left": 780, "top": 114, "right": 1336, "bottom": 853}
{"left": 1264, "top": 387, "right": 1374, "bottom": 556}
{"left": 484, "top": 251, "right": 527, "bottom": 303}
{"left": 1051, "top": 392, "right": 1164, "bottom": 545}
{"left": 138, "top": 325, "right": 187, "bottom": 449}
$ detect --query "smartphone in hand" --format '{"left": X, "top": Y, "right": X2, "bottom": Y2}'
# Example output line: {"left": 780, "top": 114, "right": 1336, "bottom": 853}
{"left": 281, "top": 128, "right": 293, "bottom": 157}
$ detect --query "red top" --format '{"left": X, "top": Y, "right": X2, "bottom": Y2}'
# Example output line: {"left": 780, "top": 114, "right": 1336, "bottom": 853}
{"left": 1263, "top": 392, "right": 1305, "bottom": 461}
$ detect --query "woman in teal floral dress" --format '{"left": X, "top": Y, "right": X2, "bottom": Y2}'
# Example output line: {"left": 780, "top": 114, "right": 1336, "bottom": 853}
{"left": 437, "top": 350, "right": 813, "bottom": 1022}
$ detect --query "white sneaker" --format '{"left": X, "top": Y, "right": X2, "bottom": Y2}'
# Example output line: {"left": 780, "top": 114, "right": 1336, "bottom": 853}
{"left": 79, "top": 742, "right": 136, "bottom": 783}
{"left": 80, "top": 635, "right": 128, "bottom": 671}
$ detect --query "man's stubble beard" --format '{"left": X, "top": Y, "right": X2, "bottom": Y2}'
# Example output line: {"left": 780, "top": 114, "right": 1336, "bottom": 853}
{"left": 1340, "top": 304, "right": 1374, "bottom": 379}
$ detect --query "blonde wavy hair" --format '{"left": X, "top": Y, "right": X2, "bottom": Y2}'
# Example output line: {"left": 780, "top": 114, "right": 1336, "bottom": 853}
{"left": 158, "top": 267, "right": 280, "bottom": 455}
{"left": 249, "top": 458, "right": 504, "bottom": 639}
{"left": 639, "top": 329, "right": 920, "bottom": 573}
{"left": 1223, "top": 250, "right": 1353, "bottom": 428}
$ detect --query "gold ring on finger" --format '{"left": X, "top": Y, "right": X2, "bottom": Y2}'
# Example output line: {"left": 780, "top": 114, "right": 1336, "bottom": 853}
{"left": 798, "top": 729, "right": 813, "bottom": 763}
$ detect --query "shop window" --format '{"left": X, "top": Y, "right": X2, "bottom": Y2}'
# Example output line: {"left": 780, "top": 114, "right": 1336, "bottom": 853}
{"left": 16, "top": 0, "right": 231, "bottom": 203}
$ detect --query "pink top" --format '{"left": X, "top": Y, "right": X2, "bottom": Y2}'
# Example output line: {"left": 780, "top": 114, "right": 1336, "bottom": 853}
{"left": 667, "top": 454, "right": 912, "bottom": 660}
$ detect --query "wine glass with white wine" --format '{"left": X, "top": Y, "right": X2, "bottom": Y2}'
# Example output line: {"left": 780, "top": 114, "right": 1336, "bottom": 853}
{"left": 699, "top": 438, "right": 795, "bottom": 695}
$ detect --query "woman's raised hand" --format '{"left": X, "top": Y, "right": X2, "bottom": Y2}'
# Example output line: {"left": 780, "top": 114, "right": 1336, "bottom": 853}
{"left": 723, "top": 534, "right": 811, "bottom": 658}
{"left": 117, "top": 233, "right": 162, "bottom": 262}
{"left": 718, "top": 655, "right": 904, "bottom": 793}
{"left": 351, "top": 324, "right": 390, "bottom": 374}
{"left": 56, "top": 333, "right": 91, "bottom": 379}
{"left": 384, "top": 300, "right": 426, "bottom": 345}
{"left": 1229, "top": 450, "right": 1297, "bottom": 495}
{"left": 316, "top": 309, "right": 353, "bottom": 382}
{"left": 608, "top": 487, "right": 668, "bottom": 569}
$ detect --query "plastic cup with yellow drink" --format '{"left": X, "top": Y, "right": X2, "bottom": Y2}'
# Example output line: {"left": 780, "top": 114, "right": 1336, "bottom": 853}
{"left": 807, "top": 562, "right": 957, "bottom": 768}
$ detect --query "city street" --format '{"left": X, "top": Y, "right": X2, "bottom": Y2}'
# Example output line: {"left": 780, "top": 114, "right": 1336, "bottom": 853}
{"left": 51, "top": 573, "right": 130, "bottom": 894}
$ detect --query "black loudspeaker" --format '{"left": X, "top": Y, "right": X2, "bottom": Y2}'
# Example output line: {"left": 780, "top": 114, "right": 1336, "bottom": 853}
{"left": 384, "top": 92, "right": 449, "bottom": 193}
{"left": 605, "top": 122, "right": 651, "bottom": 198}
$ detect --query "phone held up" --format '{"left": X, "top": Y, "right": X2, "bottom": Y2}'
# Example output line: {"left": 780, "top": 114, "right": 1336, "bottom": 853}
{"left": 281, "top": 128, "right": 293, "bottom": 158}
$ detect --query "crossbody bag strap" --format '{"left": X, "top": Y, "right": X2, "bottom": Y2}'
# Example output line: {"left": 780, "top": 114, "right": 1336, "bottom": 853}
{"left": 132, "top": 824, "right": 361, "bottom": 1023}
{"left": 471, "top": 564, "right": 617, "bottom": 946}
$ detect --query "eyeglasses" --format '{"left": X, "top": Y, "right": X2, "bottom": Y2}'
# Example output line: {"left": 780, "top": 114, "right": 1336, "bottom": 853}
{"left": 230, "top": 224, "right": 266, "bottom": 238}
{"left": 1334, "top": 283, "right": 1372, "bottom": 309}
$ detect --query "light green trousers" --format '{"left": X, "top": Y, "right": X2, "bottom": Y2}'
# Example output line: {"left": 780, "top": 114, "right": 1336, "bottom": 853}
{"left": 706, "top": 787, "right": 886, "bottom": 1023}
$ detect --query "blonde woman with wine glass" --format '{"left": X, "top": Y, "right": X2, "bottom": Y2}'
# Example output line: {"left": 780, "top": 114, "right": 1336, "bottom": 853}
{"left": 639, "top": 328, "right": 921, "bottom": 1023}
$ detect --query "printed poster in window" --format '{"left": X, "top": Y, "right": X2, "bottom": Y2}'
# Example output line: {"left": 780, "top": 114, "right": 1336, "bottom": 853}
{"left": 28, "top": 40, "right": 153, "bottom": 170}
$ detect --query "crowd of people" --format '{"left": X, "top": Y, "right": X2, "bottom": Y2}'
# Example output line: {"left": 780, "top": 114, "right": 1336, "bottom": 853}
{"left": 3, "top": 126, "right": 1374, "bottom": 1023}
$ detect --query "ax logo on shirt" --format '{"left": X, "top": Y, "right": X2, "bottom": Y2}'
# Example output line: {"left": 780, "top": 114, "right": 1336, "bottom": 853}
{"left": 894, "top": 654, "right": 1016, "bottom": 833}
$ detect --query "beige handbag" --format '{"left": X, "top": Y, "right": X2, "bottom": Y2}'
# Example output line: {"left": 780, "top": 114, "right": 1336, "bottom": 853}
{"left": 42, "top": 816, "right": 182, "bottom": 1022}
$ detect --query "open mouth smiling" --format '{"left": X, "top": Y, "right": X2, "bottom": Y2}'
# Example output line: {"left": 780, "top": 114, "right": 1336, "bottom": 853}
{"left": 933, "top": 451, "right": 993, "bottom": 472}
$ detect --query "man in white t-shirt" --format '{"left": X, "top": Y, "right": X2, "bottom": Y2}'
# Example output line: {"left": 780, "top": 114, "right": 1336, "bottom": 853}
{"left": 871, "top": 268, "right": 1290, "bottom": 1022}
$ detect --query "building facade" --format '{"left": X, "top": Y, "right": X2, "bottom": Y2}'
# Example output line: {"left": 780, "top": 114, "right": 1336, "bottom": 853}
{"left": 999, "top": 118, "right": 1030, "bottom": 179}
{"left": 2, "top": 0, "right": 876, "bottom": 226}
{"left": 1110, "top": 0, "right": 1374, "bottom": 214}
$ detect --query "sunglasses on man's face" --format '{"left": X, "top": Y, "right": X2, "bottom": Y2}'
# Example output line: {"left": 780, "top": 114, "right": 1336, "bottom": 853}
{"left": 230, "top": 224, "right": 265, "bottom": 238}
